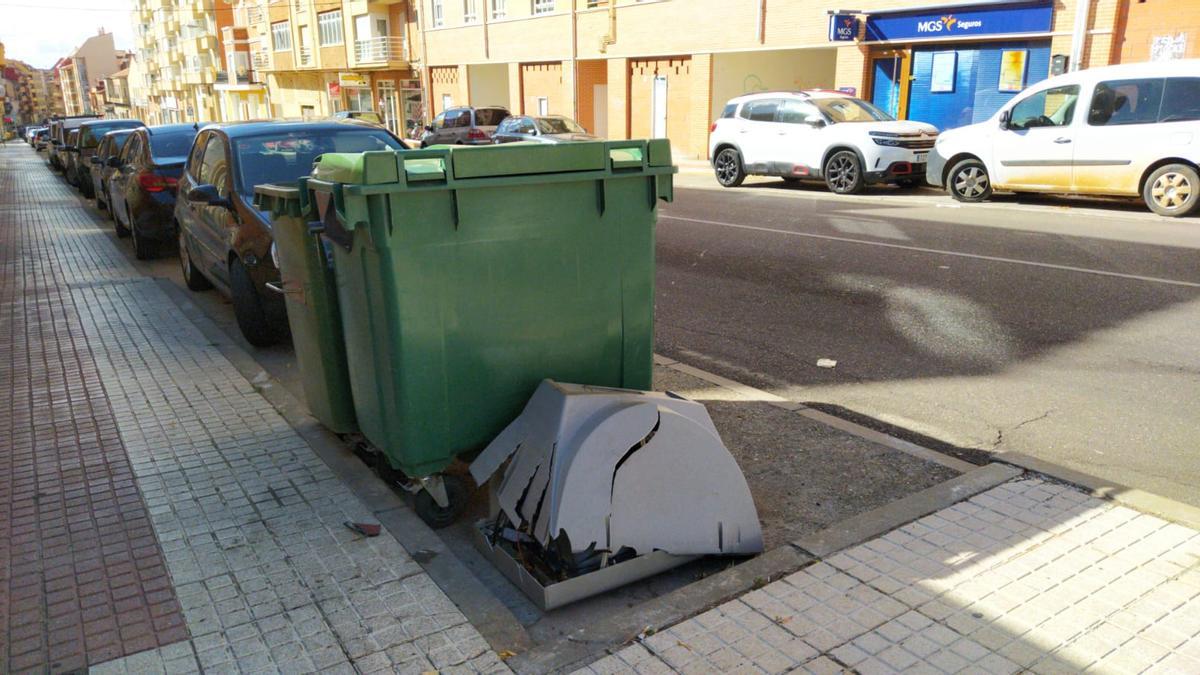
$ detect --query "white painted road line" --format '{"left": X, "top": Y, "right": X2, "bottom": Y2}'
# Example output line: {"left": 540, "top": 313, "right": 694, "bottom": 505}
{"left": 659, "top": 214, "right": 1200, "bottom": 289}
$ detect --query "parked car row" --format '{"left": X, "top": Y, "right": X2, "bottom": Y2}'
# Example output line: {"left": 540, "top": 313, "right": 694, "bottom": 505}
{"left": 416, "top": 105, "right": 600, "bottom": 147}
{"left": 710, "top": 60, "right": 1200, "bottom": 217}
{"left": 45, "top": 116, "right": 407, "bottom": 348}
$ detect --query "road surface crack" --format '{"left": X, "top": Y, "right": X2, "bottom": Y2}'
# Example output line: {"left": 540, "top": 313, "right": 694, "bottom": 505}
{"left": 992, "top": 409, "right": 1057, "bottom": 449}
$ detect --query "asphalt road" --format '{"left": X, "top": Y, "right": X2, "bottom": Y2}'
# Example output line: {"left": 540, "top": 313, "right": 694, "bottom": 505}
{"left": 657, "top": 172, "right": 1200, "bottom": 507}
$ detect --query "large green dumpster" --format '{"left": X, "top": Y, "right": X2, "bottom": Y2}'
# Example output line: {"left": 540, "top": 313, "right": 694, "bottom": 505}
{"left": 253, "top": 182, "right": 358, "bottom": 434}
{"left": 307, "top": 139, "right": 675, "bottom": 484}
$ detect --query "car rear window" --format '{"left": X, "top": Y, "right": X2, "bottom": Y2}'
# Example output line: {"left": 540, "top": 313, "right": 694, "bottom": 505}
{"left": 474, "top": 108, "right": 510, "bottom": 126}
{"left": 234, "top": 128, "right": 403, "bottom": 194}
{"left": 1160, "top": 77, "right": 1200, "bottom": 123}
{"left": 721, "top": 103, "right": 737, "bottom": 119}
{"left": 149, "top": 131, "right": 199, "bottom": 162}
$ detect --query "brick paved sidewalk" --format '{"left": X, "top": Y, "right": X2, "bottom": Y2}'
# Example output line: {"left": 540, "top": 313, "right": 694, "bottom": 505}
{"left": 0, "top": 144, "right": 508, "bottom": 673}
{"left": 575, "top": 476, "right": 1200, "bottom": 674}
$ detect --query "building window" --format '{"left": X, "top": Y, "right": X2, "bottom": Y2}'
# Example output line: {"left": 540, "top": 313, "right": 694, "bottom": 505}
{"left": 271, "top": 21, "right": 292, "bottom": 51}
{"left": 533, "top": 0, "right": 554, "bottom": 15}
{"left": 432, "top": 0, "right": 444, "bottom": 27}
{"left": 318, "top": 10, "right": 344, "bottom": 46}
{"left": 490, "top": 0, "right": 506, "bottom": 19}
{"left": 463, "top": 0, "right": 478, "bottom": 23}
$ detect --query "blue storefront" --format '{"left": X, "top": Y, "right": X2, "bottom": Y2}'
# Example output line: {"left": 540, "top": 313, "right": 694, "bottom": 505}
{"left": 834, "top": 1, "right": 1059, "bottom": 131}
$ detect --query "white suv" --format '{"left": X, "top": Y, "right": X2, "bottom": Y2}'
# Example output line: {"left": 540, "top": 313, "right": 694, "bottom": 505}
{"left": 709, "top": 91, "right": 939, "bottom": 194}
{"left": 927, "top": 60, "right": 1200, "bottom": 217}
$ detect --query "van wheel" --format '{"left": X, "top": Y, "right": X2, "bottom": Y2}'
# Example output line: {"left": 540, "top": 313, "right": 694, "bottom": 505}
{"left": 179, "top": 229, "right": 213, "bottom": 291}
{"left": 947, "top": 159, "right": 992, "bottom": 202}
{"left": 1143, "top": 164, "right": 1199, "bottom": 217}
{"left": 824, "top": 151, "right": 864, "bottom": 194}
{"left": 714, "top": 148, "right": 745, "bottom": 188}
{"left": 230, "top": 257, "right": 282, "bottom": 347}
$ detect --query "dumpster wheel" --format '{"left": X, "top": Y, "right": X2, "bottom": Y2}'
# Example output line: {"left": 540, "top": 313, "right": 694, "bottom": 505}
{"left": 414, "top": 474, "right": 470, "bottom": 529}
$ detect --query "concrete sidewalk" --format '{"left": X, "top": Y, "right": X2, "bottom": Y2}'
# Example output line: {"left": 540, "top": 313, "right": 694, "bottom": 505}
{"left": 576, "top": 475, "right": 1200, "bottom": 674}
{"left": 0, "top": 145, "right": 507, "bottom": 673}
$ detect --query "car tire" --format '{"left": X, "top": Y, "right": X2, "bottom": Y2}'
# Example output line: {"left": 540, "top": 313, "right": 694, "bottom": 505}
{"left": 114, "top": 202, "right": 130, "bottom": 237}
{"left": 713, "top": 148, "right": 746, "bottom": 188}
{"left": 230, "top": 256, "right": 282, "bottom": 347}
{"left": 179, "top": 228, "right": 213, "bottom": 292}
{"left": 1143, "top": 163, "right": 1200, "bottom": 217}
{"left": 946, "top": 158, "right": 993, "bottom": 203}
{"left": 824, "top": 150, "right": 865, "bottom": 195}
{"left": 130, "top": 210, "right": 154, "bottom": 260}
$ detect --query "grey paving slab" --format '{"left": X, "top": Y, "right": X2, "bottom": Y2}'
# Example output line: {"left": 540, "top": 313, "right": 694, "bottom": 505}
{"left": 574, "top": 476, "right": 1200, "bottom": 674}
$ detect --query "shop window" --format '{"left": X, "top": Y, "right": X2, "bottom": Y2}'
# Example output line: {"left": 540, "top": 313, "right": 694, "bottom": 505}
{"left": 1008, "top": 85, "right": 1079, "bottom": 130}
{"left": 271, "top": 21, "right": 292, "bottom": 51}
{"left": 1160, "top": 78, "right": 1200, "bottom": 123}
{"left": 1088, "top": 78, "right": 1167, "bottom": 127}
{"left": 318, "top": 10, "right": 344, "bottom": 46}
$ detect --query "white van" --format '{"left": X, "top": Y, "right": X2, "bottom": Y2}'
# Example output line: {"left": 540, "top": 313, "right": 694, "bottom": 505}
{"left": 926, "top": 60, "right": 1200, "bottom": 217}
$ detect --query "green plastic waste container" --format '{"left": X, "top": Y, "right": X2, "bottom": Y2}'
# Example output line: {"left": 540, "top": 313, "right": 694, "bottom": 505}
{"left": 253, "top": 182, "right": 358, "bottom": 434}
{"left": 307, "top": 140, "right": 676, "bottom": 490}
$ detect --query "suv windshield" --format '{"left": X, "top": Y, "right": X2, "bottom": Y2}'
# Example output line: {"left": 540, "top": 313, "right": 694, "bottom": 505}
{"left": 149, "top": 131, "right": 199, "bottom": 162}
{"left": 80, "top": 121, "right": 142, "bottom": 148}
{"left": 474, "top": 108, "right": 510, "bottom": 126}
{"left": 234, "top": 128, "right": 403, "bottom": 194}
{"left": 534, "top": 117, "right": 585, "bottom": 134}
{"left": 813, "top": 97, "right": 893, "bottom": 123}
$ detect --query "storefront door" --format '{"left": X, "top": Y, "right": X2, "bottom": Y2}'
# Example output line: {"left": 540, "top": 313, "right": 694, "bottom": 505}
{"left": 378, "top": 81, "right": 400, "bottom": 136}
{"left": 402, "top": 88, "right": 423, "bottom": 139}
{"left": 871, "top": 53, "right": 910, "bottom": 119}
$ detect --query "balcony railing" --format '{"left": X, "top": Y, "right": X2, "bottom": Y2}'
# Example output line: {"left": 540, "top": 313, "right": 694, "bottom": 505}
{"left": 298, "top": 46, "right": 313, "bottom": 66}
{"left": 354, "top": 36, "right": 407, "bottom": 63}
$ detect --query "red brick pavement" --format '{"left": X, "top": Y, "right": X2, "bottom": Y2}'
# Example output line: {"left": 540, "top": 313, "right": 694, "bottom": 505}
{"left": 0, "top": 153, "right": 188, "bottom": 673}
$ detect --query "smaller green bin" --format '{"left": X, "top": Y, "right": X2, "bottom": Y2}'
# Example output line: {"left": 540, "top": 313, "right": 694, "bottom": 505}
{"left": 254, "top": 182, "right": 358, "bottom": 434}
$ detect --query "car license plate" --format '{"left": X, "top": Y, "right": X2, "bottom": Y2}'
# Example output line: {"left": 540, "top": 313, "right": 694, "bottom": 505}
{"left": 913, "top": 152, "right": 928, "bottom": 163}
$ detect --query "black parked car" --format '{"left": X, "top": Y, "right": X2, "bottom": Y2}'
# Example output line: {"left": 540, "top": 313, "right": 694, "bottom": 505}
{"left": 176, "top": 119, "right": 404, "bottom": 346}
{"left": 89, "top": 129, "right": 137, "bottom": 216}
{"left": 107, "top": 124, "right": 202, "bottom": 260}
{"left": 73, "top": 119, "right": 144, "bottom": 198}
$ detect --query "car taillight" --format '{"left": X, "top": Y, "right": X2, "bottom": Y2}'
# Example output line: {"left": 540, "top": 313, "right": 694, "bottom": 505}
{"left": 468, "top": 128, "right": 489, "bottom": 141}
{"left": 710, "top": 121, "right": 718, "bottom": 133}
{"left": 139, "top": 173, "right": 178, "bottom": 193}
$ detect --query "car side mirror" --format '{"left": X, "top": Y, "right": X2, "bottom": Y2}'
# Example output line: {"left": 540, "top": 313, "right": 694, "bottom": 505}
{"left": 999, "top": 110, "right": 1011, "bottom": 129}
{"left": 424, "top": 124, "right": 433, "bottom": 132}
{"left": 187, "top": 184, "right": 232, "bottom": 209}
{"left": 806, "top": 118, "right": 827, "bottom": 128}
{"left": 106, "top": 156, "right": 123, "bottom": 168}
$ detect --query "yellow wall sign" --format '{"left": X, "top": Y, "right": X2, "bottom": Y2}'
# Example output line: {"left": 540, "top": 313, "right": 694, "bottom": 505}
{"left": 339, "top": 72, "right": 370, "bottom": 88}
{"left": 998, "top": 50, "right": 1027, "bottom": 92}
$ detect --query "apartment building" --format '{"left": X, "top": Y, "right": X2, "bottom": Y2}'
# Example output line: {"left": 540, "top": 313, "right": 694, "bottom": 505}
{"left": 3, "top": 60, "right": 49, "bottom": 125}
{"left": 413, "top": 0, "right": 1127, "bottom": 159}
{"left": 55, "top": 30, "right": 122, "bottom": 116}
{"left": 245, "top": 0, "right": 423, "bottom": 136}
{"left": 128, "top": 0, "right": 233, "bottom": 124}
{"left": 1113, "top": 0, "right": 1200, "bottom": 62}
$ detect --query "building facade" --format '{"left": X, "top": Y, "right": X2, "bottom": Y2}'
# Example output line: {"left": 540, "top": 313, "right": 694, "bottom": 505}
{"left": 245, "top": 0, "right": 423, "bottom": 137}
{"left": 1113, "top": 0, "right": 1200, "bottom": 63}
{"left": 410, "top": 0, "right": 1135, "bottom": 159}
{"left": 55, "top": 30, "right": 122, "bottom": 116}
{"left": 128, "top": 0, "right": 234, "bottom": 124}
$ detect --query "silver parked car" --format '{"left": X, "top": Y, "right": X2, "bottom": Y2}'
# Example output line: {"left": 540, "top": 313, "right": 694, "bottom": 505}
{"left": 491, "top": 115, "right": 600, "bottom": 144}
{"left": 420, "top": 106, "right": 510, "bottom": 146}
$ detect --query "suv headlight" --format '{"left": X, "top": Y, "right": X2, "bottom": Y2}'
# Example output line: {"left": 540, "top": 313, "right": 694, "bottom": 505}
{"left": 872, "top": 138, "right": 901, "bottom": 147}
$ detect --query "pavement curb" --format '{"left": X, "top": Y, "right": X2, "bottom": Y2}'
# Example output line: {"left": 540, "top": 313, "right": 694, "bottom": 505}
{"left": 152, "top": 278, "right": 533, "bottom": 655}
{"left": 995, "top": 452, "right": 1200, "bottom": 531}
{"left": 793, "top": 463, "right": 1023, "bottom": 559}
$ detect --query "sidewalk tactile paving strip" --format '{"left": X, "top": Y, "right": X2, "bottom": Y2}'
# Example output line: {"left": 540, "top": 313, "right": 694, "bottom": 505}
{"left": 0, "top": 147, "right": 511, "bottom": 673}
{"left": 0, "top": 150, "right": 187, "bottom": 673}
{"left": 574, "top": 477, "right": 1200, "bottom": 674}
